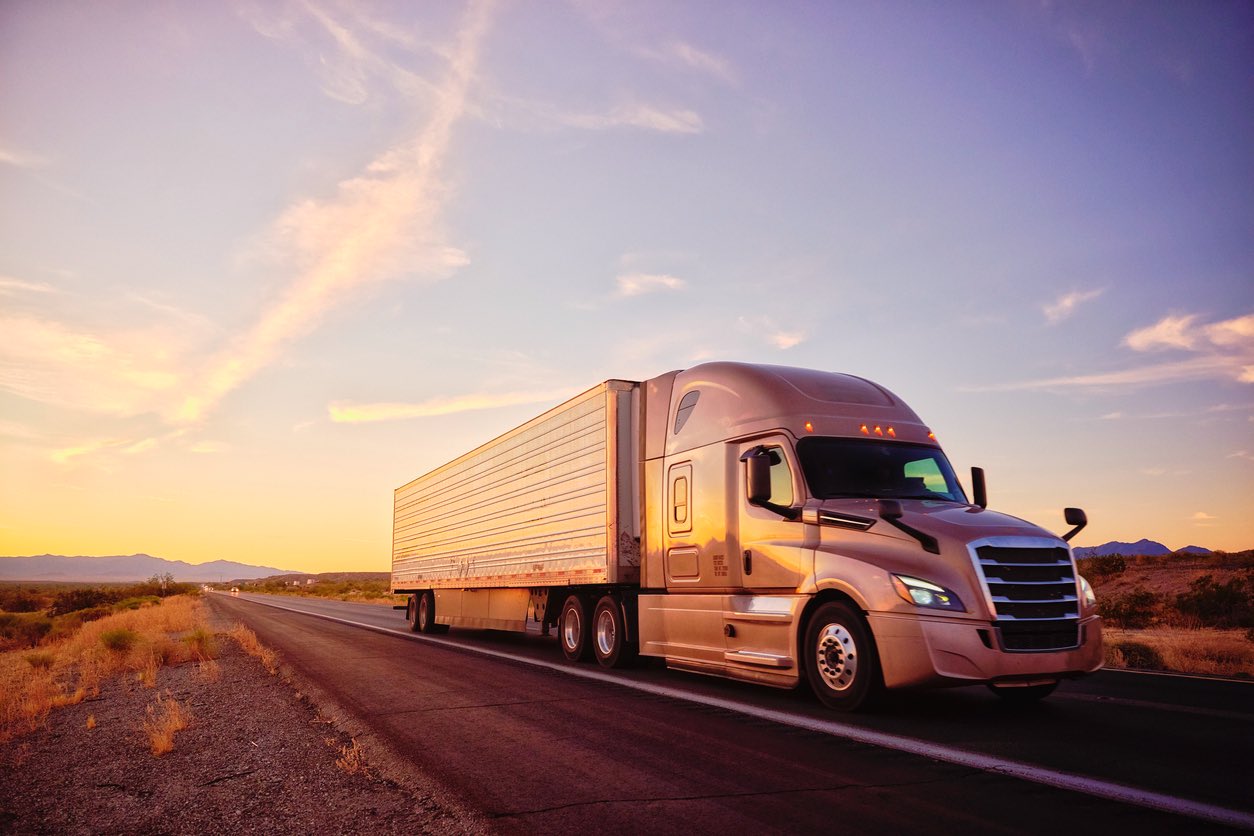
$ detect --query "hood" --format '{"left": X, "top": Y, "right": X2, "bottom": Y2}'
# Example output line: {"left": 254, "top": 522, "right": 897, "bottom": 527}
{"left": 817, "top": 498, "right": 1066, "bottom": 546}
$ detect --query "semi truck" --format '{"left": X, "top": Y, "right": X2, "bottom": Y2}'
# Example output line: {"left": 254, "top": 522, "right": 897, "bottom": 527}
{"left": 391, "top": 362, "right": 1103, "bottom": 710}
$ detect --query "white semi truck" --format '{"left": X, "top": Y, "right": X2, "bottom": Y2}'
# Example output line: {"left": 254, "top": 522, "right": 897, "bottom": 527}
{"left": 391, "top": 362, "right": 1102, "bottom": 710}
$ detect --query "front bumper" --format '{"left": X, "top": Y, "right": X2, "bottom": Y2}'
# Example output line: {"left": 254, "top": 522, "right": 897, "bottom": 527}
{"left": 867, "top": 611, "right": 1104, "bottom": 690}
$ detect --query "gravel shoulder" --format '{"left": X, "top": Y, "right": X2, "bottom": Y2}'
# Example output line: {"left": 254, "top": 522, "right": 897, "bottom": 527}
{"left": 0, "top": 603, "right": 485, "bottom": 835}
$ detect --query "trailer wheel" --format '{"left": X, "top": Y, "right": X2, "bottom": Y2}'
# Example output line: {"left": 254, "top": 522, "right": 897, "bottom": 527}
{"left": 592, "top": 595, "right": 637, "bottom": 669}
{"left": 560, "top": 594, "right": 593, "bottom": 662}
{"left": 804, "top": 601, "right": 883, "bottom": 712}
{"left": 416, "top": 590, "right": 448, "bottom": 634}
{"left": 987, "top": 682, "right": 1057, "bottom": 704}
{"left": 406, "top": 595, "right": 420, "bottom": 633}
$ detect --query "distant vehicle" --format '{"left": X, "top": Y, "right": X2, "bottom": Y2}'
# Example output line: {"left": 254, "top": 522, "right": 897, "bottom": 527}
{"left": 230, "top": 587, "right": 240, "bottom": 596}
{"left": 392, "top": 362, "right": 1102, "bottom": 711}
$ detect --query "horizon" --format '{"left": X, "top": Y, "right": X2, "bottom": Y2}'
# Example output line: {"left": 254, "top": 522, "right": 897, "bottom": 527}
{"left": 1, "top": 3, "right": 1251, "bottom": 573}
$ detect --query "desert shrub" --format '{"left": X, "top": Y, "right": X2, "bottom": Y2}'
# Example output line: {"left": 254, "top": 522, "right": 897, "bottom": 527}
{"left": 1100, "top": 588, "right": 1158, "bottom": 628}
{"left": 0, "top": 589, "right": 45, "bottom": 613}
{"left": 1111, "top": 641, "right": 1165, "bottom": 670}
{"left": 182, "top": 627, "right": 218, "bottom": 661}
{"left": 25, "top": 652, "right": 55, "bottom": 670}
{"left": 0, "top": 613, "right": 54, "bottom": 649}
{"left": 1083, "top": 554, "right": 1127, "bottom": 578}
{"left": 100, "top": 627, "right": 139, "bottom": 653}
{"left": 48, "top": 588, "right": 120, "bottom": 617}
{"left": 1175, "top": 574, "right": 1254, "bottom": 629}
{"left": 114, "top": 596, "right": 161, "bottom": 611}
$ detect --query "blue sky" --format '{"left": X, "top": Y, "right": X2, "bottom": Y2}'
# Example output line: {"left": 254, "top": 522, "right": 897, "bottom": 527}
{"left": 1, "top": 1, "right": 1251, "bottom": 570}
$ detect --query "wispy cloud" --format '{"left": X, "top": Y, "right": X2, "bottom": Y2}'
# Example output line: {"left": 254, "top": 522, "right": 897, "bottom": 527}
{"left": 1124, "top": 313, "right": 1200, "bottom": 351}
{"left": 636, "top": 40, "right": 736, "bottom": 84}
{"left": 0, "top": 277, "right": 58, "bottom": 295}
{"left": 175, "top": 0, "right": 492, "bottom": 426}
{"left": 970, "top": 311, "right": 1254, "bottom": 392}
{"left": 615, "top": 273, "right": 686, "bottom": 297}
{"left": 737, "top": 315, "right": 808, "bottom": 351}
{"left": 0, "top": 145, "right": 48, "bottom": 169}
{"left": 1043, "top": 288, "right": 1103, "bottom": 324}
{"left": 560, "top": 102, "right": 703, "bottom": 134}
{"left": 329, "top": 388, "right": 577, "bottom": 423}
{"left": 1190, "top": 511, "right": 1218, "bottom": 526}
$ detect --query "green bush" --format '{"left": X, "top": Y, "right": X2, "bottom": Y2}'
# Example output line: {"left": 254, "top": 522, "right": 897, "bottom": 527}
{"left": 0, "top": 612, "right": 54, "bottom": 649}
{"left": 100, "top": 627, "right": 139, "bottom": 653}
{"left": 48, "top": 588, "right": 120, "bottom": 617}
{"left": 1100, "top": 588, "right": 1158, "bottom": 628}
{"left": 115, "top": 596, "right": 161, "bottom": 611}
{"left": 1175, "top": 574, "right": 1254, "bottom": 629}
{"left": 0, "top": 588, "right": 45, "bottom": 613}
{"left": 25, "top": 651, "right": 55, "bottom": 670}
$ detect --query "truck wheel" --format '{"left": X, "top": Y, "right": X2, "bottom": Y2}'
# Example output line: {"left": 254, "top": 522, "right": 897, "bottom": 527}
{"left": 987, "top": 682, "right": 1057, "bottom": 704}
{"left": 406, "top": 595, "right": 421, "bottom": 633}
{"left": 593, "top": 595, "right": 637, "bottom": 669}
{"left": 804, "top": 601, "right": 883, "bottom": 712}
{"left": 560, "top": 594, "right": 593, "bottom": 662}
{"left": 416, "top": 591, "right": 448, "bottom": 634}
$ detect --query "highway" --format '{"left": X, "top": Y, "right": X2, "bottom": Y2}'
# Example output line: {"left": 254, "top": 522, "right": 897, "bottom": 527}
{"left": 207, "top": 592, "right": 1254, "bottom": 834}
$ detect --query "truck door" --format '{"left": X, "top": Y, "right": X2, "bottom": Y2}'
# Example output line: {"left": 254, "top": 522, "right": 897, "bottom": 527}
{"left": 734, "top": 438, "right": 809, "bottom": 591}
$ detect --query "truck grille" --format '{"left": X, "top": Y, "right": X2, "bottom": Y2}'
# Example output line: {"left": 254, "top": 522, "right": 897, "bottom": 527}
{"left": 974, "top": 544, "right": 1079, "bottom": 652}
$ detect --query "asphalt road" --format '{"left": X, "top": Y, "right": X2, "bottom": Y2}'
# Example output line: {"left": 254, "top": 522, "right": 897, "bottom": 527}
{"left": 207, "top": 593, "right": 1254, "bottom": 834}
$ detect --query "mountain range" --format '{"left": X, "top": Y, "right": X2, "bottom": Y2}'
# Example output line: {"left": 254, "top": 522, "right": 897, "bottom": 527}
{"left": 1071, "top": 539, "right": 1212, "bottom": 559}
{"left": 0, "top": 554, "right": 296, "bottom": 583}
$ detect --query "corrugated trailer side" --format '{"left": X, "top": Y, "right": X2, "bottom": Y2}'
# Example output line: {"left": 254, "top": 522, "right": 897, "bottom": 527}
{"left": 391, "top": 380, "right": 640, "bottom": 593}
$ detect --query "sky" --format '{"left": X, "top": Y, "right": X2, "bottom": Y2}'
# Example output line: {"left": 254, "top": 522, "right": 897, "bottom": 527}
{"left": 1, "top": 1, "right": 1251, "bottom": 573}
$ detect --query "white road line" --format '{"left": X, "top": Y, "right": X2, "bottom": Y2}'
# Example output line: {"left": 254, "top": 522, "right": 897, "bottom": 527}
{"left": 223, "top": 594, "right": 1254, "bottom": 830}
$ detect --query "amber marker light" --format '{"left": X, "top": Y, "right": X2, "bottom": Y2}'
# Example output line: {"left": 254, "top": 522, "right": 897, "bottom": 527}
{"left": 804, "top": 421, "right": 814, "bottom": 432}
{"left": 886, "top": 427, "right": 896, "bottom": 438}
{"left": 874, "top": 425, "right": 884, "bottom": 436}
{"left": 860, "top": 424, "right": 870, "bottom": 435}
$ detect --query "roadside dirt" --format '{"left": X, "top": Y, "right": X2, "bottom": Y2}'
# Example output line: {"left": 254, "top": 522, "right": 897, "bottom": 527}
{"left": 0, "top": 607, "right": 486, "bottom": 835}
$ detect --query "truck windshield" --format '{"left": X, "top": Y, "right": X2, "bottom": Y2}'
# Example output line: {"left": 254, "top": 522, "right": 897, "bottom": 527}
{"left": 796, "top": 437, "right": 967, "bottom": 502}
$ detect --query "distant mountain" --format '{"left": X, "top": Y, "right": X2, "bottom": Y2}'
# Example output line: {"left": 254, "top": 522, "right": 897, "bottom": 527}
{"left": 1073, "top": 540, "right": 1213, "bottom": 559}
{"left": 0, "top": 554, "right": 296, "bottom": 583}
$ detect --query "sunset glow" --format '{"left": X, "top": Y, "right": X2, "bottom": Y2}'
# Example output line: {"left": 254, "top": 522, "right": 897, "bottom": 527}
{"left": 1, "top": 2, "right": 1250, "bottom": 571}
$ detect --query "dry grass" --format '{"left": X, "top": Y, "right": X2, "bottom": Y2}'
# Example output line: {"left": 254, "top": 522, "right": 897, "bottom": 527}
{"left": 142, "top": 691, "right": 190, "bottom": 757}
{"left": 0, "top": 595, "right": 216, "bottom": 744}
{"left": 227, "top": 624, "right": 279, "bottom": 675}
{"left": 1103, "top": 626, "right": 1254, "bottom": 677}
{"left": 332, "top": 738, "right": 366, "bottom": 775}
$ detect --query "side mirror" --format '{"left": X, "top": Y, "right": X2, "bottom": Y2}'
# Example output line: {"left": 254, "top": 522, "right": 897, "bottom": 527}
{"left": 1062, "top": 507, "right": 1087, "bottom": 542}
{"left": 971, "top": 467, "right": 987, "bottom": 509}
{"left": 742, "top": 447, "right": 772, "bottom": 505}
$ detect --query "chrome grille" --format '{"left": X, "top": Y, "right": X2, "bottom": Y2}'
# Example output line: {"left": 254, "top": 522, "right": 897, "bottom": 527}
{"left": 974, "top": 544, "right": 1079, "bottom": 652}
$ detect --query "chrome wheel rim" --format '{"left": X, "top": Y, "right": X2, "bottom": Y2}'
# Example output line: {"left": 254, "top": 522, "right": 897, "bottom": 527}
{"left": 596, "top": 608, "right": 616, "bottom": 657}
{"left": 815, "top": 623, "right": 858, "bottom": 692}
{"left": 563, "top": 607, "right": 581, "bottom": 652}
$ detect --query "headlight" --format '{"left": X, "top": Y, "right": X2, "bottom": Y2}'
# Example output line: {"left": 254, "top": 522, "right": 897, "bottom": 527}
{"left": 891, "top": 574, "right": 966, "bottom": 612}
{"left": 1078, "top": 574, "right": 1097, "bottom": 611}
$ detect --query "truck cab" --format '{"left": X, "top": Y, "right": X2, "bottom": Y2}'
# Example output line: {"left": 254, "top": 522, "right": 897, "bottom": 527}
{"left": 636, "top": 362, "right": 1103, "bottom": 710}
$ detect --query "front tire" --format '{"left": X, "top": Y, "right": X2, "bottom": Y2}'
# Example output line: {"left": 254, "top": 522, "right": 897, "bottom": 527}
{"left": 560, "top": 594, "right": 593, "bottom": 662}
{"left": 804, "top": 601, "right": 883, "bottom": 712}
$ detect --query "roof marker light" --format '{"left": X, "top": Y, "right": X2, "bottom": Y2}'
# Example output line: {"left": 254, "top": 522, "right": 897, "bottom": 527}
{"left": 804, "top": 421, "right": 814, "bottom": 432}
{"left": 886, "top": 427, "right": 896, "bottom": 438}
{"left": 860, "top": 424, "right": 870, "bottom": 435}
{"left": 874, "top": 425, "right": 884, "bottom": 436}
{"left": 927, "top": 431, "right": 937, "bottom": 441}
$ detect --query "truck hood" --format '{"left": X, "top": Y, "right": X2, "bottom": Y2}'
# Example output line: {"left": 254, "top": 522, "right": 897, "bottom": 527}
{"left": 816, "top": 498, "right": 1065, "bottom": 544}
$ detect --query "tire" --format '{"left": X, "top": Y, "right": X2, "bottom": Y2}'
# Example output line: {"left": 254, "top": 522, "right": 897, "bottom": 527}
{"left": 803, "top": 601, "right": 883, "bottom": 712}
{"left": 416, "top": 590, "right": 448, "bottom": 634}
{"left": 406, "top": 594, "right": 421, "bottom": 633}
{"left": 987, "top": 682, "right": 1057, "bottom": 704}
{"left": 560, "top": 594, "right": 593, "bottom": 662}
{"left": 592, "top": 595, "right": 637, "bottom": 669}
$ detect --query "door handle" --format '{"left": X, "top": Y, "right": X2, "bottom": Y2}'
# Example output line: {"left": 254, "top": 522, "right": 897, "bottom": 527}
{"left": 743, "top": 550, "right": 752, "bottom": 575}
